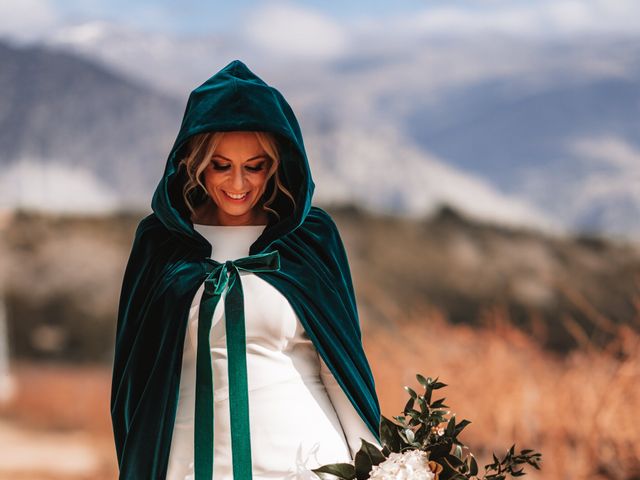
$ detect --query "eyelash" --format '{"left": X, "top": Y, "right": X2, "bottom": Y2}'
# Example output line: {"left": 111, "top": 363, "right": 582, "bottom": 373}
{"left": 211, "top": 162, "right": 265, "bottom": 172}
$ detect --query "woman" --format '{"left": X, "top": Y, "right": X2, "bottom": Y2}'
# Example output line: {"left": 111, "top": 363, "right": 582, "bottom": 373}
{"left": 110, "top": 59, "right": 382, "bottom": 480}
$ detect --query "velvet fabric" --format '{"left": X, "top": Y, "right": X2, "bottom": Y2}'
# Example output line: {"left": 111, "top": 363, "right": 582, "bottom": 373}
{"left": 110, "top": 59, "right": 382, "bottom": 479}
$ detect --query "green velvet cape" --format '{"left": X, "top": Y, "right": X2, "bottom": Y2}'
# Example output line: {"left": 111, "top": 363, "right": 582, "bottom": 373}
{"left": 110, "top": 59, "right": 382, "bottom": 479}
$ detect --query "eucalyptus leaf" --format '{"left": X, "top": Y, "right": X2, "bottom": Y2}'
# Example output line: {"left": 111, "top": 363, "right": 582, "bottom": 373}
{"left": 313, "top": 372, "right": 543, "bottom": 480}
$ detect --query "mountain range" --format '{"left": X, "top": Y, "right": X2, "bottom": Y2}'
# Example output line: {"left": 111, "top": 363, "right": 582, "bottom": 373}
{"left": 1, "top": 27, "right": 639, "bottom": 239}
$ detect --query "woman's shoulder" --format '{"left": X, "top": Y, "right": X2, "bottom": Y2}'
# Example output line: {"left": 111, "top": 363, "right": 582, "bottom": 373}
{"left": 304, "top": 205, "right": 339, "bottom": 233}
{"left": 129, "top": 213, "right": 178, "bottom": 257}
{"left": 300, "top": 206, "right": 350, "bottom": 263}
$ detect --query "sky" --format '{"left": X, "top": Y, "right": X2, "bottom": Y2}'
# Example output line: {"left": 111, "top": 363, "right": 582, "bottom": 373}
{"left": 2, "top": 0, "right": 640, "bottom": 42}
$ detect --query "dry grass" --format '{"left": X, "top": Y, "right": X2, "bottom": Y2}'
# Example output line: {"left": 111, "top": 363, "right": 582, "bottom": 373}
{"left": 1, "top": 308, "right": 639, "bottom": 479}
{"left": 0, "top": 363, "right": 116, "bottom": 480}
{"left": 365, "top": 302, "right": 640, "bottom": 480}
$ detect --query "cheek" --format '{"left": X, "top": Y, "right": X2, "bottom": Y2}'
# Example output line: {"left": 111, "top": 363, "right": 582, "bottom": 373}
{"left": 251, "top": 172, "right": 269, "bottom": 189}
{"left": 202, "top": 169, "right": 222, "bottom": 187}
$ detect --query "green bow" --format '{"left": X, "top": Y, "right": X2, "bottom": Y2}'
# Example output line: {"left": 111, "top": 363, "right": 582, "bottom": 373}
{"left": 194, "top": 250, "right": 281, "bottom": 479}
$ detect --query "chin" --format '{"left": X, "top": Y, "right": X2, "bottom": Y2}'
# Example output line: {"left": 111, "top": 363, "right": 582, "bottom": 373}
{"left": 224, "top": 209, "right": 252, "bottom": 217}
{"left": 219, "top": 201, "right": 256, "bottom": 215}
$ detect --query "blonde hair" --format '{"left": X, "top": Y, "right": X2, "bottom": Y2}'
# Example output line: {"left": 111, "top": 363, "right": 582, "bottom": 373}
{"left": 179, "top": 131, "right": 295, "bottom": 221}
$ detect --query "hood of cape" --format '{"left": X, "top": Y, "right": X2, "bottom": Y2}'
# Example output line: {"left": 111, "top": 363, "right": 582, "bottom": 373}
{"left": 111, "top": 59, "right": 381, "bottom": 478}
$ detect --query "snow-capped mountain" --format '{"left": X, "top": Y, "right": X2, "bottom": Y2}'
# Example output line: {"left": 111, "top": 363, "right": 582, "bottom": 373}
{"left": 0, "top": 38, "right": 183, "bottom": 211}
{"left": 45, "top": 20, "right": 236, "bottom": 97}
{"left": 1, "top": 26, "right": 639, "bottom": 239}
{"left": 305, "top": 124, "right": 560, "bottom": 233}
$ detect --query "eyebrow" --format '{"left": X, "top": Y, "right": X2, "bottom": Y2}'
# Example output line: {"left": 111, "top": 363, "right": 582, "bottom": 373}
{"left": 212, "top": 154, "right": 267, "bottom": 162}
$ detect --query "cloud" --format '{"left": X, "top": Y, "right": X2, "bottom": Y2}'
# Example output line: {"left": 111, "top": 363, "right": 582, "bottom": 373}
{"left": 242, "top": 1, "right": 349, "bottom": 60}
{"left": 571, "top": 135, "right": 640, "bottom": 172}
{"left": 0, "top": 160, "right": 120, "bottom": 213}
{"left": 565, "top": 135, "right": 640, "bottom": 227}
{"left": 352, "top": 0, "right": 640, "bottom": 38}
{"left": 0, "top": 0, "right": 60, "bottom": 41}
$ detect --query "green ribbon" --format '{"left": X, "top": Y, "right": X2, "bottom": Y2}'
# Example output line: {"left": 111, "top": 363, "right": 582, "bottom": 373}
{"left": 194, "top": 250, "right": 281, "bottom": 479}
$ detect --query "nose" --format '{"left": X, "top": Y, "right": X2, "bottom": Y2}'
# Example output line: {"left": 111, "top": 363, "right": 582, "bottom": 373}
{"left": 230, "top": 166, "right": 247, "bottom": 191}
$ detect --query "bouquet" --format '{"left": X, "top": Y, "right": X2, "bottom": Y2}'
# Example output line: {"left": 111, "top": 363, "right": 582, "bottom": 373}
{"left": 312, "top": 374, "right": 542, "bottom": 480}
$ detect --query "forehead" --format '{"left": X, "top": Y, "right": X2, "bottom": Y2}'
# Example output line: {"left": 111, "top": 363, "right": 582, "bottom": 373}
{"left": 215, "top": 131, "right": 263, "bottom": 151}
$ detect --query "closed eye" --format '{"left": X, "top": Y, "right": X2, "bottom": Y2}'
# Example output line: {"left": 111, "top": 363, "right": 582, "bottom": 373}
{"left": 211, "top": 161, "right": 265, "bottom": 172}
{"left": 212, "top": 162, "right": 229, "bottom": 171}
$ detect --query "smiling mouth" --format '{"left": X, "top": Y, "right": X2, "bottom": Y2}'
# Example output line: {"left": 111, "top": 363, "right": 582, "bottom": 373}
{"left": 223, "top": 190, "right": 249, "bottom": 200}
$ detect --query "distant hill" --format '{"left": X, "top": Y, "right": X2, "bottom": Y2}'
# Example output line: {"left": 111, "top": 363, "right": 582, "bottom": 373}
{"left": 0, "top": 39, "right": 183, "bottom": 208}
{"left": 1, "top": 206, "right": 638, "bottom": 362}
{"left": 331, "top": 204, "right": 640, "bottom": 353}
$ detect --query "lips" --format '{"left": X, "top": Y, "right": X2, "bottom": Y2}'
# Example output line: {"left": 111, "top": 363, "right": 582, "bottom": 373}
{"left": 223, "top": 190, "right": 249, "bottom": 201}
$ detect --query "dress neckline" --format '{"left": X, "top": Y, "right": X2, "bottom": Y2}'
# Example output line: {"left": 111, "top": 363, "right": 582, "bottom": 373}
{"left": 193, "top": 222, "right": 266, "bottom": 261}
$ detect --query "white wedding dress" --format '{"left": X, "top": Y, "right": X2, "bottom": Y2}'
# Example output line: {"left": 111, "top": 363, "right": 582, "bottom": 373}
{"left": 165, "top": 222, "right": 380, "bottom": 480}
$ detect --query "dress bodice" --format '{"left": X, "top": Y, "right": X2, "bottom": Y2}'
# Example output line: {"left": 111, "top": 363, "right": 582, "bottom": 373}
{"left": 166, "top": 221, "right": 379, "bottom": 480}
{"left": 193, "top": 222, "right": 267, "bottom": 261}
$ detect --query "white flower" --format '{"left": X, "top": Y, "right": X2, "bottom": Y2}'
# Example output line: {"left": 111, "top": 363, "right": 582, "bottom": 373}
{"left": 368, "top": 450, "right": 435, "bottom": 480}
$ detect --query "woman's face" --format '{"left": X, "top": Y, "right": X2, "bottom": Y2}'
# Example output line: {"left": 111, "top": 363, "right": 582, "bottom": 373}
{"left": 201, "top": 131, "right": 271, "bottom": 225}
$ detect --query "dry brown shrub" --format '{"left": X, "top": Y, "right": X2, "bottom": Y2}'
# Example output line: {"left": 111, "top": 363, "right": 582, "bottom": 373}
{"left": 364, "top": 301, "right": 640, "bottom": 480}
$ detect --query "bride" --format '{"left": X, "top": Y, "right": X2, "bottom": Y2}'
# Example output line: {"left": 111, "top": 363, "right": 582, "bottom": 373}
{"left": 110, "top": 59, "right": 382, "bottom": 479}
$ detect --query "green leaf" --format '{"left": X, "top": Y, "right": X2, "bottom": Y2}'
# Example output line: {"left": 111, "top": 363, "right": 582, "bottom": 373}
{"left": 417, "top": 396, "right": 428, "bottom": 413}
{"left": 430, "top": 397, "right": 447, "bottom": 408}
{"left": 360, "top": 439, "right": 386, "bottom": 465}
{"left": 404, "top": 386, "right": 418, "bottom": 399}
{"left": 454, "top": 419, "right": 472, "bottom": 436}
{"left": 407, "top": 409, "right": 421, "bottom": 418}
{"left": 405, "top": 428, "right": 415, "bottom": 443}
{"left": 440, "top": 455, "right": 467, "bottom": 478}
{"left": 469, "top": 454, "right": 478, "bottom": 476}
{"left": 453, "top": 443, "right": 463, "bottom": 459}
{"left": 379, "top": 416, "right": 402, "bottom": 453}
{"left": 446, "top": 416, "right": 456, "bottom": 436}
{"left": 446, "top": 453, "right": 465, "bottom": 468}
{"left": 416, "top": 373, "right": 429, "bottom": 389}
{"left": 311, "top": 462, "right": 356, "bottom": 480}
{"left": 353, "top": 449, "right": 373, "bottom": 480}
{"left": 403, "top": 397, "right": 415, "bottom": 414}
